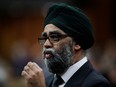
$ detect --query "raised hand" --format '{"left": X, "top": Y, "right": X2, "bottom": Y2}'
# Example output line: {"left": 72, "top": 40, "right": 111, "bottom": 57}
{"left": 21, "top": 62, "right": 46, "bottom": 87}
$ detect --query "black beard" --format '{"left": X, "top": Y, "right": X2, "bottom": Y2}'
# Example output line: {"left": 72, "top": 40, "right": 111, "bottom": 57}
{"left": 43, "top": 45, "right": 74, "bottom": 75}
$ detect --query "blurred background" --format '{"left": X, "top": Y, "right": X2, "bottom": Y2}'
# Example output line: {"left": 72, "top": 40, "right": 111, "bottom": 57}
{"left": 0, "top": 0, "right": 116, "bottom": 87}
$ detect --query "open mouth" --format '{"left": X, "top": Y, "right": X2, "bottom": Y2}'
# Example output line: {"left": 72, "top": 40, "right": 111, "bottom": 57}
{"left": 44, "top": 51, "right": 54, "bottom": 59}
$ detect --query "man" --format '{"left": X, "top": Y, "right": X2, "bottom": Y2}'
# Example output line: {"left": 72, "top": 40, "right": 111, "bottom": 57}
{"left": 21, "top": 3, "right": 111, "bottom": 87}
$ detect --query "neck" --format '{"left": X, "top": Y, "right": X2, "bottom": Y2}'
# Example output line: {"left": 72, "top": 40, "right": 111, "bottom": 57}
{"left": 72, "top": 49, "right": 86, "bottom": 64}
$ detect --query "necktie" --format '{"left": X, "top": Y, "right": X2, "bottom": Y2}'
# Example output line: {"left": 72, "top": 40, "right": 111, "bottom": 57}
{"left": 52, "top": 75, "right": 64, "bottom": 87}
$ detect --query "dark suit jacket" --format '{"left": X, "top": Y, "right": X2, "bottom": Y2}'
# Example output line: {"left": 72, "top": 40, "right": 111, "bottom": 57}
{"left": 45, "top": 61, "right": 111, "bottom": 87}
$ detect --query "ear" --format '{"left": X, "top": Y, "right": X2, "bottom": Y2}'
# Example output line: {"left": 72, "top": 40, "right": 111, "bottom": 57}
{"left": 74, "top": 44, "right": 81, "bottom": 51}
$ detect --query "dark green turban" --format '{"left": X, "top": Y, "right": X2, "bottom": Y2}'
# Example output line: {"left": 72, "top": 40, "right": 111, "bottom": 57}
{"left": 44, "top": 3, "right": 94, "bottom": 50}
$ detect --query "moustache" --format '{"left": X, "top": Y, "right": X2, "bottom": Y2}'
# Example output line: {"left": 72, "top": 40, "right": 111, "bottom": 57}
{"left": 43, "top": 48, "right": 56, "bottom": 59}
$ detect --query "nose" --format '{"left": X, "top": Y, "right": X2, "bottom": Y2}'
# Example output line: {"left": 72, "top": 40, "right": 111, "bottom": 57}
{"left": 43, "top": 39, "right": 53, "bottom": 48}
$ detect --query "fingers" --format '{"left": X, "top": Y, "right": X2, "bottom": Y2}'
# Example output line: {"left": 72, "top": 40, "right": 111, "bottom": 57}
{"left": 21, "top": 62, "right": 46, "bottom": 87}
{"left": 21, "top": 62, "right": 42, "bottom": 82}
{"left": 21, "top": 70, "right": 31, "bottom": 80}
{"left": 27, "top": 62, "right": 42, "bottom": 72}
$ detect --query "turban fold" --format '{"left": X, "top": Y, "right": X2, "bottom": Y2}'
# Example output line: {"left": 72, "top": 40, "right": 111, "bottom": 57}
{"left": 44, "top": 3, "right": 94, "bottom": 50}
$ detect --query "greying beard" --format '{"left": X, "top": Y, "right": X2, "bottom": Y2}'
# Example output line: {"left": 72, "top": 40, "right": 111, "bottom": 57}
{"left": 43, "top": 44, "right": 74, "bottom": 75}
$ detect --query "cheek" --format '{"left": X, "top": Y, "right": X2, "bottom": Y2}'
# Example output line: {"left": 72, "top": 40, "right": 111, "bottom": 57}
{"left": 53, "top": 38, "right": 74, "bottom": 52}
{"left": 53, "top": 42, "right": 65, "bottom": 52}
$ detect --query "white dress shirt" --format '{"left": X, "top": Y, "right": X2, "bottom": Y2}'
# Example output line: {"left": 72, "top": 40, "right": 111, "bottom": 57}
{"left": 59, "top": 56, "right": 88, "bottom": 87}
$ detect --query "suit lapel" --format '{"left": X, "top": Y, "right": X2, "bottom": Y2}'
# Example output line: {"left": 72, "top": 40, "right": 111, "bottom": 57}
{"left": 64, "top": 61, "right": 93, "bottom": 87}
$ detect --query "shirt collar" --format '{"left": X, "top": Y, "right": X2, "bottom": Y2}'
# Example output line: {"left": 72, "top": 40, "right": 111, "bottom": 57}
{"left": 61, "top": 56, "right": 88, "bottom": 83}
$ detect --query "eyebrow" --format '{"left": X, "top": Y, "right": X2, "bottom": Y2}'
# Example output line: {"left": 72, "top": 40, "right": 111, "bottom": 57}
{"left": 49, "top": 31, "right": 62, "bottom": 35}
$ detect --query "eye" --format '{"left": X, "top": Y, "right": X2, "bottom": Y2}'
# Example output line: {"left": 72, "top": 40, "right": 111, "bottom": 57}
{"left": 50, "top": 34, "right": 60, "bottom": 41}
{"left": 38, "top": 36, "right": 48, "bottom": 45}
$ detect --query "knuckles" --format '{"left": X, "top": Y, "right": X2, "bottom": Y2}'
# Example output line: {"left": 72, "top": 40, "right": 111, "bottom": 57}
{"left": 21, "top": 62, "right": 45, "bottom": 87}
{"left": 24, "top": 66, "right": 29, "bottom": 71}
{"left": 22, "top": 62, "right": 43, "bottom": 77}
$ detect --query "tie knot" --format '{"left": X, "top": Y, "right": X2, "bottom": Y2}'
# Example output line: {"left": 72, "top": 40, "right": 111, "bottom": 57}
{"left": 52, "top": 75, "right": 64, "bottom": 87}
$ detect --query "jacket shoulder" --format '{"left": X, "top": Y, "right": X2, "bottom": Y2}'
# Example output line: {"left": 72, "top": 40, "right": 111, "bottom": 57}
{"left": 82, "top": 70, "right": 111, "bottom": 87}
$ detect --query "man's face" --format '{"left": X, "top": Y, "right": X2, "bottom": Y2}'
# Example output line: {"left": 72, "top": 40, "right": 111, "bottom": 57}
{"left": 40, "top": 24, "right": 74, "bottom": 75}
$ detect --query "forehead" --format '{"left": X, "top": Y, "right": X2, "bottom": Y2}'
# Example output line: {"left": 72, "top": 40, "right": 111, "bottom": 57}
{"left": 43, "top": 24, "right": 66, "bottom": 34}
